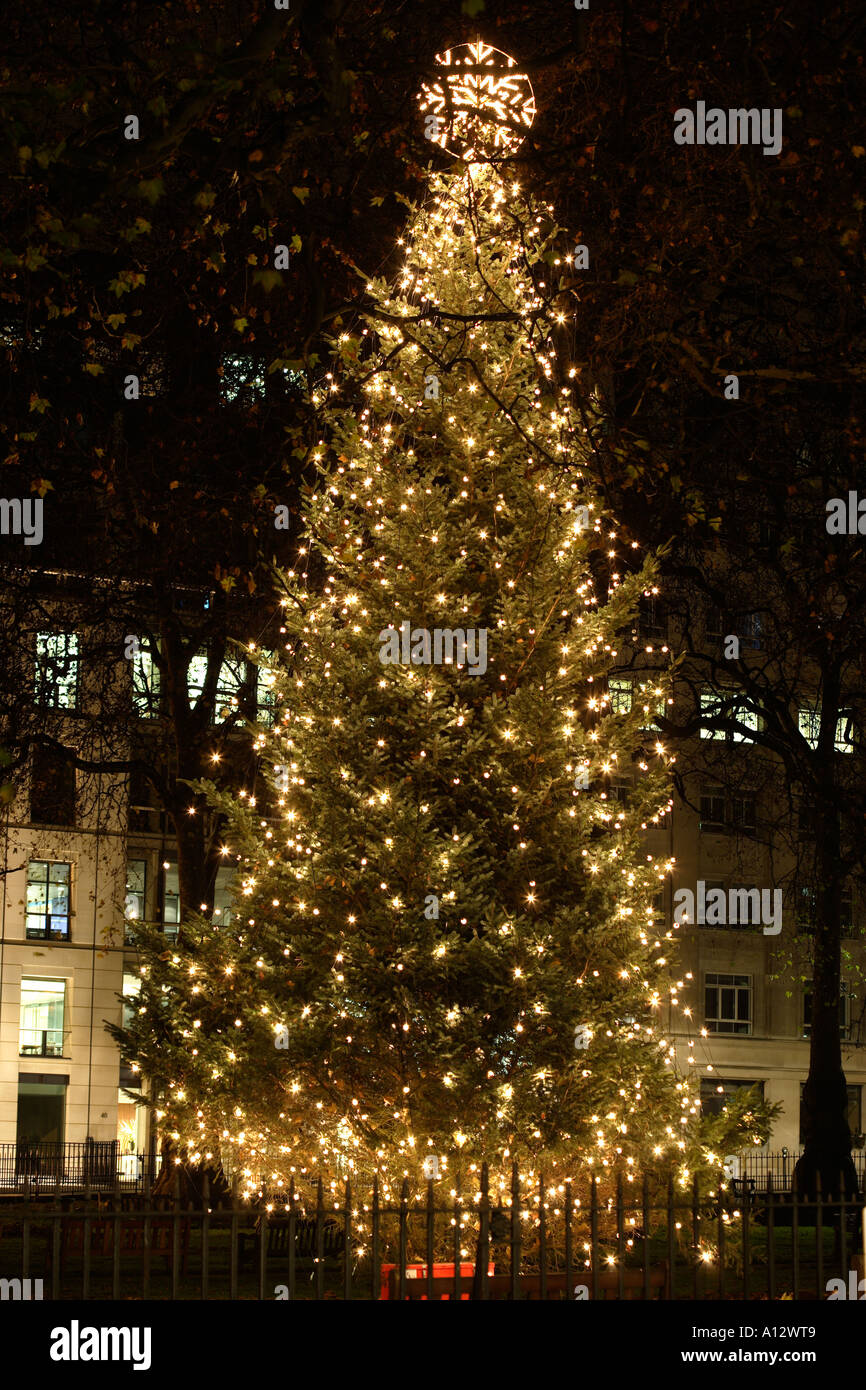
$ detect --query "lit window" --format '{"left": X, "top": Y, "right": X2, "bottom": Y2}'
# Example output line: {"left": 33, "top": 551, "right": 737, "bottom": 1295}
{"left": 187, "top": 652, "right": 246, "bottom": 724}
{"left": 35, "top": 632, "right": 79, "bottom": 709}
{"left": 608, "top": 677, "right": 632, "bottom": 715}
{"left": 798, "top": 706, "right": 854, "bottom": 754}
{"left": 125, "top": 860, "right": 147, "bottom": 922}
{"left": 121, "top": 971, "right": 142, "bottom": 1031}
{"left": 161, "top": 861, "right": 180, "bottom": 940}
{"left": 132, "top": 643, "right": 160, "bottom": 718}
{"left": 699, "top": 689, "right": 759, "bottom": 742}
{"left": 256, "top": 652, "right": 277, "bottom": 728}
{"left": 26, "top": 862, "right": 71, "bottom": 940}
{"left": 19, "top": 979, "right": 66, "bottom": 1057}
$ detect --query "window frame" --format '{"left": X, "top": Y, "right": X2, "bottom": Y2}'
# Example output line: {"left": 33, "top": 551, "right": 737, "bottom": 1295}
{"left": 19, "top": 977, "right": 67, "bottom": 1057}
{"left": 34, "top": 631, "right": 80, "bottom": 711}
{"left": 705, "top": 971, "right": 752, "bottom": 1034}
{"left": 25, "top": 860, "right": 72, "bottom": 941}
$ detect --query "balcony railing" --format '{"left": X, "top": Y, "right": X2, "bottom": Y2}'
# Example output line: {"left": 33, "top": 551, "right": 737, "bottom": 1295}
{"left": 0, "top": 1142, "right": 162, "bottom": 1193}
{"left": 18, "top": 1028, "right": 66, "bottom": 1057}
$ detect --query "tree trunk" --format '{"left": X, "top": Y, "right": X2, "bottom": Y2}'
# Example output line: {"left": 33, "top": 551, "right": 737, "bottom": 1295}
{"left": 794, "top": 800, "right": 859, "bottom": 1200}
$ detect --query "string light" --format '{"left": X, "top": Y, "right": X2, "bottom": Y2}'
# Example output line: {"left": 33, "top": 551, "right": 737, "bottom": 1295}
{"left": 121, "top": 46, "right": 762, "bottom": 1257}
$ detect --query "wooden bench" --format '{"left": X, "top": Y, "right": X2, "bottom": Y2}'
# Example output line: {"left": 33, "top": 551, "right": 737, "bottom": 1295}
{"left": 238, "top": 1215, "right": 348, "bottom": 1268}
{"left": 386, "top": 1263, "right": 670, "bottom": 1300}
{"left": 47, "top": 1216, "right": 190, "bottom": 1276}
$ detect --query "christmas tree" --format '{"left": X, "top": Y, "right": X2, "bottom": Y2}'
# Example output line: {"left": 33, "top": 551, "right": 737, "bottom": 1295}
{"left": 117, "top": 44, "right": 765, "bottom": 1204}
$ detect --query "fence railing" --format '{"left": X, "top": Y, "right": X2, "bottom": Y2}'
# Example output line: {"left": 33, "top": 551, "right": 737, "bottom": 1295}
{"left": 734, "top": 1150, "right": 866, "bottom": 1187}
{"left": 0, "top": 1143, "right": 162, "bottom": 1194}
{"left": 0, "top": 1161, "right": 864, "bottom": 1301}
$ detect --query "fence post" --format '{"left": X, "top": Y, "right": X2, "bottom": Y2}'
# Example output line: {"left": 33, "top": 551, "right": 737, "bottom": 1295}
{"left": 343, "top": 1178, "right": 352, "bottom": 1302}
{"left": 717, "top": 1176, "right": 725, "bottom": 1299}
{"left": 229, "top": 1171, "right": 239, "bottom": 1302}
{"left": 565, "top": 1177, "right": 573, "bottom": 1300}
{"left": 398, "top": 1176, "right": 409, "bottom": 1303}
{"left": 315, "top": 1179, "right": 325, "bottom": 1301}
{"left": 815, "top": 1170, "right": 824, "bottom": 1299}
{"left": 590, "top": 1174, "right": 599, "bottom": 1301}
{"left": 201, "top": 1171, "right": 210, "bottom": 1301}
{"left": 22, "top": 1176, "right": 30, "bottom": 1283}
{"left": 257, "top": 1192, "right": 268, "bottom": 1302}
{"left": 840, "top": 1170, "right": 848, "bottom": 1285}
{"left": 538, "top": 1172, "right": 547, "bottom": 1301}
{"left": 451, "top": 1190, "right": 460, "bottom": 1301}
{"left": 692, "top": 1173, "right": 700, "bottom": 1300}
{"left": 510, "top": 1161, "right": 521, "bottom": 1301}
{"left": 643, "top": 1175, "right": 651, "bottom": 1301}
{"left": 112, "top": 1167, "right": 122, "bottom": 1300}
{"left": 666, "top": 1172, "right": 676, "bottom": 1302}
{"left": 171, "top": 1167, "right": 181, "bottom": 1301}
{"left": 142, "top": 1158, "right": 152, "bottom": 1300}
{"left": 742, "top": 1170, "right": 750, "bottom": 1300}
{"left": 792, "top": 1179, "right": 800, "bottom": 1301}
{"left": 371, "top": 1174, "right": 380, "bottom": 1300}
{"left": 767, "top": 1172, "right": 776, "bottom": 1299}
{"left": 288, "top": 1177, "right": 297, "bottom": 1303}
{"left": 473, "top": 1163, "right": 490, "bottom": 1301}
{"left": 616, "top": 1173, "right": 625, "bottom": 1301}
{"left": 426, "top": 1178, "right": 435, "bottom": 1301}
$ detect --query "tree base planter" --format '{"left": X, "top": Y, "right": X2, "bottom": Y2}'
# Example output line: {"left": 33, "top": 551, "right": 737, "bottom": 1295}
{"left": 380, "top": 1263, "right": 495, "bottom": 1300}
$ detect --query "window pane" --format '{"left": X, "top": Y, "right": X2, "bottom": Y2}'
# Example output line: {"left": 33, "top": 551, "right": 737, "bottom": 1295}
{"left": 187, "top": 653, "right": 246, "bottom": 724}
{"left": 132, "top": 644, "right": 160, "bottom": 718}
{"left": 30, "top": 746, "right": 76, "bottom": 826}
{"left": 125, "top": 859, "right": 147, "bottom": 921}
{"left": 35, "top": 632, "right": 79, "bottom": 709}
{"left": 19, "top": 979, "right": 66, "bottom": 1056}
{"left": 608, "top": 678, "right": 632, "bottom": 715}
{"left": 699, "top": 691, "right": 725, "bottom": 740}
{"left": 257, "top": 654, "right": 277, "bottom": 727}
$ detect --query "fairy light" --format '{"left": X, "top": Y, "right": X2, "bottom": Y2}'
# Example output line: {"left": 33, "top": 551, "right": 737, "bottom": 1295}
{"left": 118, "top": 45, "right": 742, "bottom": 1253}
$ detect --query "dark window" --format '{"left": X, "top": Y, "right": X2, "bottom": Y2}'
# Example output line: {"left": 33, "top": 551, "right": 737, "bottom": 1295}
{"left": 700, "top": 1078, "right": 764, "bottom": 1118}
{"left": 705, "top": 606, "right": 724, "bottom": 641}
{"left": 738, "top": 612, "right": 763, "bottom": 651}
{"left": 700, "top": 786, "right": 726, "bottom": 832}
{"left": 800, "top": 1084, "right": 861, "bottom": 1144}
{"left": 705, "top": 972, "right": 751, "bottom": 1034}
{"left": 17, "top": 1079, "right": 66, "bottom": 1144}
{"left": 731, "top": 794, "right": 756, "bottom": 831}
{"left": 802, "top": 982, "right": 850, "bottom": 1039}
{"left": 29, "top": 747, "right": 76, "bottom": 826}
{"left": 637, "top": 594, "right": 666, "bottom": 642}
{"left": 797, "top": 883, "right": 857, "bottom": 937}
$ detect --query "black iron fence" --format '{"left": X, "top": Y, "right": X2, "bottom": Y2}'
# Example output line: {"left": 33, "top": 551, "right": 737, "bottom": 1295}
{"left": 0, "top": 1161, "right": 864, "bottom": 1301}
{"left": 734, "top": 1150, "right": 866, "bottom": 1188}
{"left": 0, "top": 1142, "right": 162, "bottom": 1194}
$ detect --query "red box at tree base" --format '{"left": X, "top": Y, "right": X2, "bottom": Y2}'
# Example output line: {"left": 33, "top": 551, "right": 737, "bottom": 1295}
{"left": 379, "top": 1262, "right": 496, "bottom": 1300}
